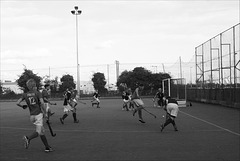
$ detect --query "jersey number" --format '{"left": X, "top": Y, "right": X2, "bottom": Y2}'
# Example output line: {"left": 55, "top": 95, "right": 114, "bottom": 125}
{"left": 28, "top": 97, "right": 36, "bottom": 105}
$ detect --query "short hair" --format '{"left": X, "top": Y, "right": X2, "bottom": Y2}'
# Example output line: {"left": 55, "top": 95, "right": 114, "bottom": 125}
{"left": 139, "top": 83, "right": 144, "bottom": 87}
{"left": 26, "top": 79, "right": 36, "bottom": 91}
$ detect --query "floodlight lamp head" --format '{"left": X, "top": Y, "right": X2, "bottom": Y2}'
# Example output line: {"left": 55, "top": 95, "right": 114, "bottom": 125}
{"left": 71, "top": 10, "right": 75, "bottom": 14}
{"left": 78, "top": 10, "right": 82, "bottom": 14}
{"left": 74, "top": 6, "right": 78, "bottom": 10}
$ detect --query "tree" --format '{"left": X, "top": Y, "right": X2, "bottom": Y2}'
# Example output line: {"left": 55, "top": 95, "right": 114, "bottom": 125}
{"left": 58, "top": 74, "right": 76, "bottom": 92}
{"left": 92, "top": 72, "right": 107, "bottom": 94}
{"left": 17, "top": 69, "right": 42, "bottom": 92}
{"left": 116, "top": 67, "right": 171, "bottom": 94}
{"left": 0, "top": 81, "right": 3, "bottom": 95}
{"left": 150, "top": 72, "right": 171, "bottom": 90}
{"left": 117, "top": 67, "right": 152, "bottom": 92}
{"left": 43, "top": 76, "right": 59, "bottom": 93}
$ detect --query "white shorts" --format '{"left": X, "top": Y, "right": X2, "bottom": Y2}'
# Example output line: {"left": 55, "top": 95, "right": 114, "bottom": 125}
{"left": 166, "top": 103, "right": 179, "bottom": 117}
{"left": 92, "top": 98, "right": 100, "bottom": 103}
{"left": 132, "top": 99, "right": 144, "bottom": 107}
{"left": 30, "top": 113, "right": 45, "bottom": 135}
{"left": 63, "top": 104, "right": 73, "bottom": 113}
{"left": 123, "top": 99, "right": 130, "bottom": 103}
{"left": 44, "top": 103, "right": 50, "bottom": 112}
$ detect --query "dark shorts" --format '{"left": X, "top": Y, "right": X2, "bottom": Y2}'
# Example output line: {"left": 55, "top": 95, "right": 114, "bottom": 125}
{"left": 158, "top": 99, "right": 164, "bottom": 106}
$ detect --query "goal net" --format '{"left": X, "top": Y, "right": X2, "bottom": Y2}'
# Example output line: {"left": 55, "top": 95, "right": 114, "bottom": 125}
{"left": 162, "top": 78, "right": 187, "bottom": 107}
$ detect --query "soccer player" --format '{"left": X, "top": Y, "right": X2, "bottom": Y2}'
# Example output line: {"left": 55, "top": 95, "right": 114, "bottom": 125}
{"left": 70, "top": 89, "right": 78, "bottom": 108}
{"left": 160, "top": 96, "right": 179, "bottom": 132}
{"left": 153, "top": 88, "right": 164, "bottom": 108}
{"left": 16, "top": 79, "right": 53, "bottom": 152}
{"left": 60, "top": 88, "right": 79, "bottom": 124}
{"left": 132, "top": 84, "right": 146, "bottom": 123}
{"left": 42, "top": 84, "right": 55, "bottom": 122}
{"left": 92, "top": 90, "right": 100, "bottom": 108}
{"left": 125, "top": 88, "right": 135, "bottom": 111}
{"left": 121, "top": 91, "right": 130, "bottom": 111}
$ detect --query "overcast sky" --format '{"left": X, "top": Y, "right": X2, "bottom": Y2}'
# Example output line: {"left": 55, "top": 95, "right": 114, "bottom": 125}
{"left": 1, "top": 0, "right": 239, "bottom": 84}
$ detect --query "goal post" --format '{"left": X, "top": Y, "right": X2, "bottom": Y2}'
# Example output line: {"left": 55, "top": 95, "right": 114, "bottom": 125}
{"left": 162, "top": 78, "right": 187, "bottom": 107}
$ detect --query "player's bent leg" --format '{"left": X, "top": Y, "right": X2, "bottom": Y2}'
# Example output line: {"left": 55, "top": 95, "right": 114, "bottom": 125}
{"left": 171, "top": 119, "right": 178, "bottom": 131}
{"left": 22, "top": 130, "right": 39, "bottom": 149}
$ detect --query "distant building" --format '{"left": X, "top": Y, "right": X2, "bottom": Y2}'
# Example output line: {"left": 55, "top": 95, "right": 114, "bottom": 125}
{"left": 79, "top": 81, "right": 117, "bottom": 94}
{"left": 80, "top": 81, "right": 95, "bottom": 94}
{"left": 1, "top": 80, "right": 116, "bottom": 95}
{"left": 1, "top": 81, "right": 23, "bottom": 94}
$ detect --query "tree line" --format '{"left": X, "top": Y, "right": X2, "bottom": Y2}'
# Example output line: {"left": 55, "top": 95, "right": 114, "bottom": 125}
{"left": 0, "top": 67, "right": 171, "bottom": 98}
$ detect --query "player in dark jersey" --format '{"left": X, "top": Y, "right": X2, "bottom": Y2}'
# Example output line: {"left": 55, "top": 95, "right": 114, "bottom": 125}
{"left": 60, "top": 88, "right": 79, "bottom": 124}
{"left": 42, "top": 84, "right": 55, "bottom": 122}
{"left": 160, "top": 96, "right": 179, "bottom": 132}
{"left": 122, "top": 91, "right": 130, "bottom": 111}
{"left": 16, "top": 79, "right": 53, "bottom": 152}
{"left": 92, "top": 90, "right": 100, "bottom": 108}
{"left": 153, "top": 88, "right": 164, "bottom": 107}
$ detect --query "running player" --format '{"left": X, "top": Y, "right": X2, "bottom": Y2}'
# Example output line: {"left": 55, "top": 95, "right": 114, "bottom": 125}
{"left": 160, "top": 96, "right": 179, "bottom": 132}
{"left": 127, "top": 88, "right": 135, "bottom": 111}
{"left": 92, "top": 90, "right": 100, "bottom": 108}
{"left": 132, "top": 84, "right": 145, "bottom": 123}
{"left": 121, "top": 91, "right": 130, "bottom": 111}
{"left": 60, "top": 88, "right": 79, "bottom": 124}
{"left": 153, "top": 88, "right": 164, "bottom": 108}
{"left": 42, "top": 84, "right": 55, "bottom": 122}
{"left": 16, "top": 79, "right": 53, "bottom": 152}
{"left": 70, "top": 89, "right": 78, "bottom": 108}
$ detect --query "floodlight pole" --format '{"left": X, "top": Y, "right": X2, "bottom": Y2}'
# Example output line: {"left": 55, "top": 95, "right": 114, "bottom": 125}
{"left": 71, "top": 6, "right": 82, "bottom": 97}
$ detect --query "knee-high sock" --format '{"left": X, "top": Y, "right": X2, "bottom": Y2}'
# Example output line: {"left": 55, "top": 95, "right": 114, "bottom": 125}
{"left": 138, "top": 109, "right": 143, "bottom": 120}
{"left": 171, "top": 119, "right": 178, "bottom": 129}
{"left": 40, "top": 135, "right": 49, "bottom": 148}
{"left": 171, "top": 119, "right": 176, "bottom": 126}
{"left": 72, "top": 112, "right": 77, "bottom": 121}
{"left": 62, "top": 114, "right": 68, "bottom": 120}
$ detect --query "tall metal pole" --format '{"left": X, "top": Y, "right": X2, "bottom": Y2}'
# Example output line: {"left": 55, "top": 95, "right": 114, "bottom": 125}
{"left": 115, "top": 60, "right": 119, "bottom": 81}
{"left": 179, "top": 56, "right": 182, "bottom": 78}
{"left": 71, "top": 6, "right": 82, "bottom": 96}
{"left": 107, "top": 64, "right": 110, "bottom": 90}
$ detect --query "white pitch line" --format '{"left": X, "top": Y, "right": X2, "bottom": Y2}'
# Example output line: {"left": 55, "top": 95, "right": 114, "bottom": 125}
{"left": 179, "top": 110, "right": 240, "bottom": 136}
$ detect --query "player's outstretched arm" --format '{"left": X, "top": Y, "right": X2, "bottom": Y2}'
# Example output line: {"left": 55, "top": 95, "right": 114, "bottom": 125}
{"left": 16, "top": 98, "right": 27, "bottom": 109}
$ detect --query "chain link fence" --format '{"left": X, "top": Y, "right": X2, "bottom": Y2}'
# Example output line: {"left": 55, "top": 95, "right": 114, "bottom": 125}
{"left": 191, "top": 23, "right": 240, "bottom": 108}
